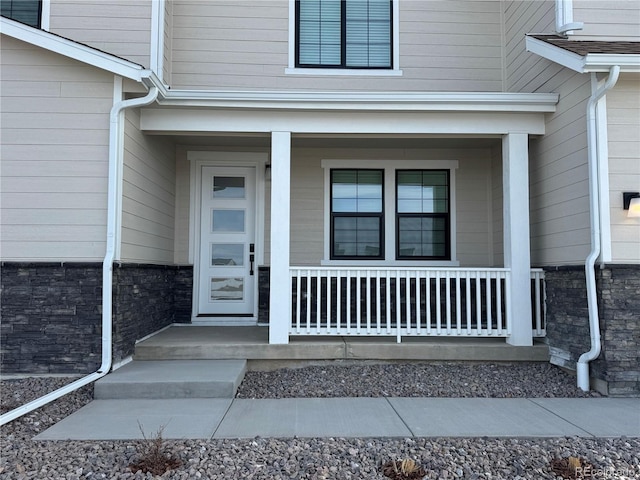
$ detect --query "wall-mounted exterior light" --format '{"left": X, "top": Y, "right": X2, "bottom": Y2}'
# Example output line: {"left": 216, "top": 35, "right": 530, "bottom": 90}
{"left": 623, "top": 192, "right": 640, "bottom": 218}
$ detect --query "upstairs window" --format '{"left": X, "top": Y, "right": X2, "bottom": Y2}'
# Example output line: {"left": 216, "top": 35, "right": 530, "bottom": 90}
{"left": 296, "top": 0, "right": 392, "bottom": 69}
{"left": 1, "top": 0, "right": 41, "bottom": 28}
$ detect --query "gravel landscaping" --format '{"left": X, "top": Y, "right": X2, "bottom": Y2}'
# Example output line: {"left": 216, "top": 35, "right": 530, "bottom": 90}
{"left": 1, "top": 364, "right": 639, "bottom": 480}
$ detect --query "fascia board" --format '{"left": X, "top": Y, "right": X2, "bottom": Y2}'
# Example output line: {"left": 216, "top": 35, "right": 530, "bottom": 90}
{"left": 583, "top": 54, "right": 640, "bottom": 73}
{"left": 0, "top": 17, "right": 147, "bottom": 81}
{"left": 526, "top": 36, "right": 586, "bottom": 72}
{"left": 156, "top": 90, "right": 558, "bottom": 113}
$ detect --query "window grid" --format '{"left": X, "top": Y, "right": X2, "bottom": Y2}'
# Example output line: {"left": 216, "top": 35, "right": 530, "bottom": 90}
{"left": 396, "top": 170, "right": 451, "bottom": 260}
{"left": 330, "top": 169, "right": 384, "bottom": 259}
{"left": 296, "top": 0, "right": 392, "bottom": 69}
{"left": 1, "top": 0, "right": 41, "bottom": 28}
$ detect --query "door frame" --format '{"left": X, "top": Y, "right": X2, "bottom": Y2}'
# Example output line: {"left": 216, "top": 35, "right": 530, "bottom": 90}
{"left": 188, "top": 151, "right": 269, "bottom": 324}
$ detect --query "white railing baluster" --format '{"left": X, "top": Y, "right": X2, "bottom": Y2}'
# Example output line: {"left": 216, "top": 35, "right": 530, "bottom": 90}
{"left": 306, "top": 270, "right": 312, "bottom": 333}
{"left": 295, "top": 270, "right": 301, "bottom": 333}
{"left": 366, "top": 270, "right": 371, "bottom": 334}
{"left": 356, "top": 270, "right": 362, "bottom": 334}
{"left": 416, "top": 271, "right": 422, "bottom": 334}
{"left": 336, "top": 272, "right": 341, "bottom": 334}
{"left": 475, "top": 272, "right": 482, "bottom": 334}
{"left": 486, "top": 271, "right": 493, "bottom": 335}
{"left": 385, "top": 270, "right": 391, "bottom": 334}
{"left": 445, "top": 270, "right": 452, "bottom": 334}
{"left": 435, "top": 272, "right": 442, "bottom": 334}
{"left": 465, "top": 272, "right": 472, "bottom": 335}
{"left": 346, "top": 270, "right": 351, "bottom": 334}
{"left": 505, "top": 271, "right": 512, "bottom": 336}
{"left": 405, "top": 272, "right": 411, "bottom": 336}
{"left": 426, "top": 271, "right": 432, "bottom": 335}
{"left": 455, "top": 274, "right": 461, "bottom": 334}
{"left": 376, "top": 271, "right": 382, "bottom": 333}
{"left": 395, "top": 270, "right": 402, "bottom": 342}
{"left": 497, "top": 273, "right": 503, "bottom": 335}
{"left": 316, "top": 269, "right": 321, "bottom": 334}
{"left": 327, "top": 270, "right": 332, "bottom": 334}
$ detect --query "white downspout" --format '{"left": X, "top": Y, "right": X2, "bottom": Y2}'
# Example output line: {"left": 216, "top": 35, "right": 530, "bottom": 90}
{"left": 577, "top": 65, "right": 620, "bottom": 392}
{"left": 0, "top": 83, "right": 159, "bottom": 426}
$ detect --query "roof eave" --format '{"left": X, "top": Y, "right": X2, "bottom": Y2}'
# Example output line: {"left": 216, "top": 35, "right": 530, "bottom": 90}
{"left": 526, "top": 35, "right": 640, "bottom": 73}
{"left": 154, "top": 90, "right": 558, "bottom": 113}
{"left": 0, "top": 16, "right": 150, "bottom": 82}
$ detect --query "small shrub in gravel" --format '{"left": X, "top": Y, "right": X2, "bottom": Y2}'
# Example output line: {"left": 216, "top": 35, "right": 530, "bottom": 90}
{"left": 381, "top": 458, "right": 427, "bottom": 479}
{"left": 550, "top": 456, "right": 597, "bottom": 479}
{"left": 128, "top": 424, "right": 182, "bottom": 476}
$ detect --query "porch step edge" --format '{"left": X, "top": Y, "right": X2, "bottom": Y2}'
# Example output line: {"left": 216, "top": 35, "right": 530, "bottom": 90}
{"left": 94, "top": 360, "right": 247, "bottom": 399}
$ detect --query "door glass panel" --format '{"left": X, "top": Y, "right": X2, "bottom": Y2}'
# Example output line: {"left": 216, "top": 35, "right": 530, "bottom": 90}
{"left": 212, "top": 209, "right": 245, "bottom": 232}
{"left": 211, "top": 243, "right": 244, "bottom": 266}
{"left": 211, "top": 277, "right": 244, "bottom": 301}
{"left": 213, "top": 176, "right": 245, "bottom": 198}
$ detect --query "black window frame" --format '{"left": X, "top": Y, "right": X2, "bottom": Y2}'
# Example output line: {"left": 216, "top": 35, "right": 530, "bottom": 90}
{"left": 1, "top": 0, "right": 41, "bottom": 28}
{"left": 295, "top": 0, "right": 393, "bottom": 70}
{"left": 330, "top": 168, "right": 385, "bottom": 260}
{"left": 395, "top": 169, "right": 451, "bottom": 261}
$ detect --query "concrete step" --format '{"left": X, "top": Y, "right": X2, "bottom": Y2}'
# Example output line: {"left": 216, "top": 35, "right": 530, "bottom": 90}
{"left": 94, "top": 360, "right": 246, "bottom": 399}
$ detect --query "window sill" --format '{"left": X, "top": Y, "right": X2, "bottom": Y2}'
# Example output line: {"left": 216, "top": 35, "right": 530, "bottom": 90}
{"left": 285, "top": 68, "right": 403, "bottom": 77}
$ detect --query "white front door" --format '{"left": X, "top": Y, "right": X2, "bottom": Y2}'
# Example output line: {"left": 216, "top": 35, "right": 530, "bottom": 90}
{"left": 198, "top": 166, "right": 256, "bottom": 316}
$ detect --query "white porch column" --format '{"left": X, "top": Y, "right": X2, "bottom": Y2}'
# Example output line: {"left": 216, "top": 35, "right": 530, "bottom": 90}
{"left": 503, "top": 133, "right": 533, "bottom": 346}
{"left": 269, "top": 131, "right": 292, "bottom": 344}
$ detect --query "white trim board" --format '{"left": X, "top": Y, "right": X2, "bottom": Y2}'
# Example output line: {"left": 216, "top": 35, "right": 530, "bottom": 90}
{"left": 142, "top": 109, "right": 549, "bottom": 135}
{"left": 0, "top": 16, "right": 151, "bottom": 81}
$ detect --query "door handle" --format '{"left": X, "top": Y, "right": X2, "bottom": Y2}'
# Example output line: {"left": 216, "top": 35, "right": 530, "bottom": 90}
{"left": 250, "top": 244, "right": 255, "bottom": 276}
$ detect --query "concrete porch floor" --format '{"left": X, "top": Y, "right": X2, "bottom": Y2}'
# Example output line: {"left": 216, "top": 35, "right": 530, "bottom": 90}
{"left": 134, "top": 325, "right": 549, "bottom": 365}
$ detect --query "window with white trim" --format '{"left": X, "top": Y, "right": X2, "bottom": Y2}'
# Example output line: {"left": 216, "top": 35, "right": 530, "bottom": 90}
{"left": 331, "top": 169, "right": 384, "bottom": 259}
{"left": 324, "top": 161, "right": 457, "bottom": 264}
{"left": 1, "top": 0, "right": 41, "bottom": 28}
{"left": 396, "top": 170, "right": 450, "bottom": 260}
{"left": 296, "top": 0, "right": 393, "bottom": 69}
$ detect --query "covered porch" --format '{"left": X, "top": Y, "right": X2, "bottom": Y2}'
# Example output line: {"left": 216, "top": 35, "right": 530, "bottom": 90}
{"left": 138, "top": 91, "right": 558, "bottom": 350}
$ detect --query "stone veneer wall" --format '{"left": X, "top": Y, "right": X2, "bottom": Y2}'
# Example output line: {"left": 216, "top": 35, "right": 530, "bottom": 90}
{"left": 111, "top": 264, "right": 193, "bottom": 364}
{"left": 1, "top": 263, "right": 102, "bottom": 373}
{"left": 545, "top": 265, "right": 640, "bottom": 396}
{"left": 258, "top": 266, "right": 270, "bottom": 324}
{"left": 1, "top": 262, "right": 193, "bottom": 374}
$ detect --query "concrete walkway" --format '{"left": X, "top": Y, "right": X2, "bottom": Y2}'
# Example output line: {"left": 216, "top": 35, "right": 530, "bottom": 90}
{"left": 36, "top": 397, "right": 640, "bottom": 440}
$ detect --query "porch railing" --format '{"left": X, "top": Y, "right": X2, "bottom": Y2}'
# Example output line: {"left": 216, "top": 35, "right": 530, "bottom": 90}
{"left": 289, "top": 267, "right": 546, "bottom": 340}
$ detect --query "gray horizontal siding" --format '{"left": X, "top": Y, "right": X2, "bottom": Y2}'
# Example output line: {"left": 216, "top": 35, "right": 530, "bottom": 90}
{"left": 170, "top": 0, "right": 503, "bottom": 92}
{"left": 0, "top": 36, "right": 113, "bottom": 261}
{"left": 49, "top": 0, "right": 152, "bottom": 67}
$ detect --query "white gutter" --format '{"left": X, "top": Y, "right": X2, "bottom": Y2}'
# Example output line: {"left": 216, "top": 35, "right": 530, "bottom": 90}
{"left": 0, "top": 83, "right": 159, "bottom": 426}
{"left": 577, "top": 65, "right": 620, "bottom": 392}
